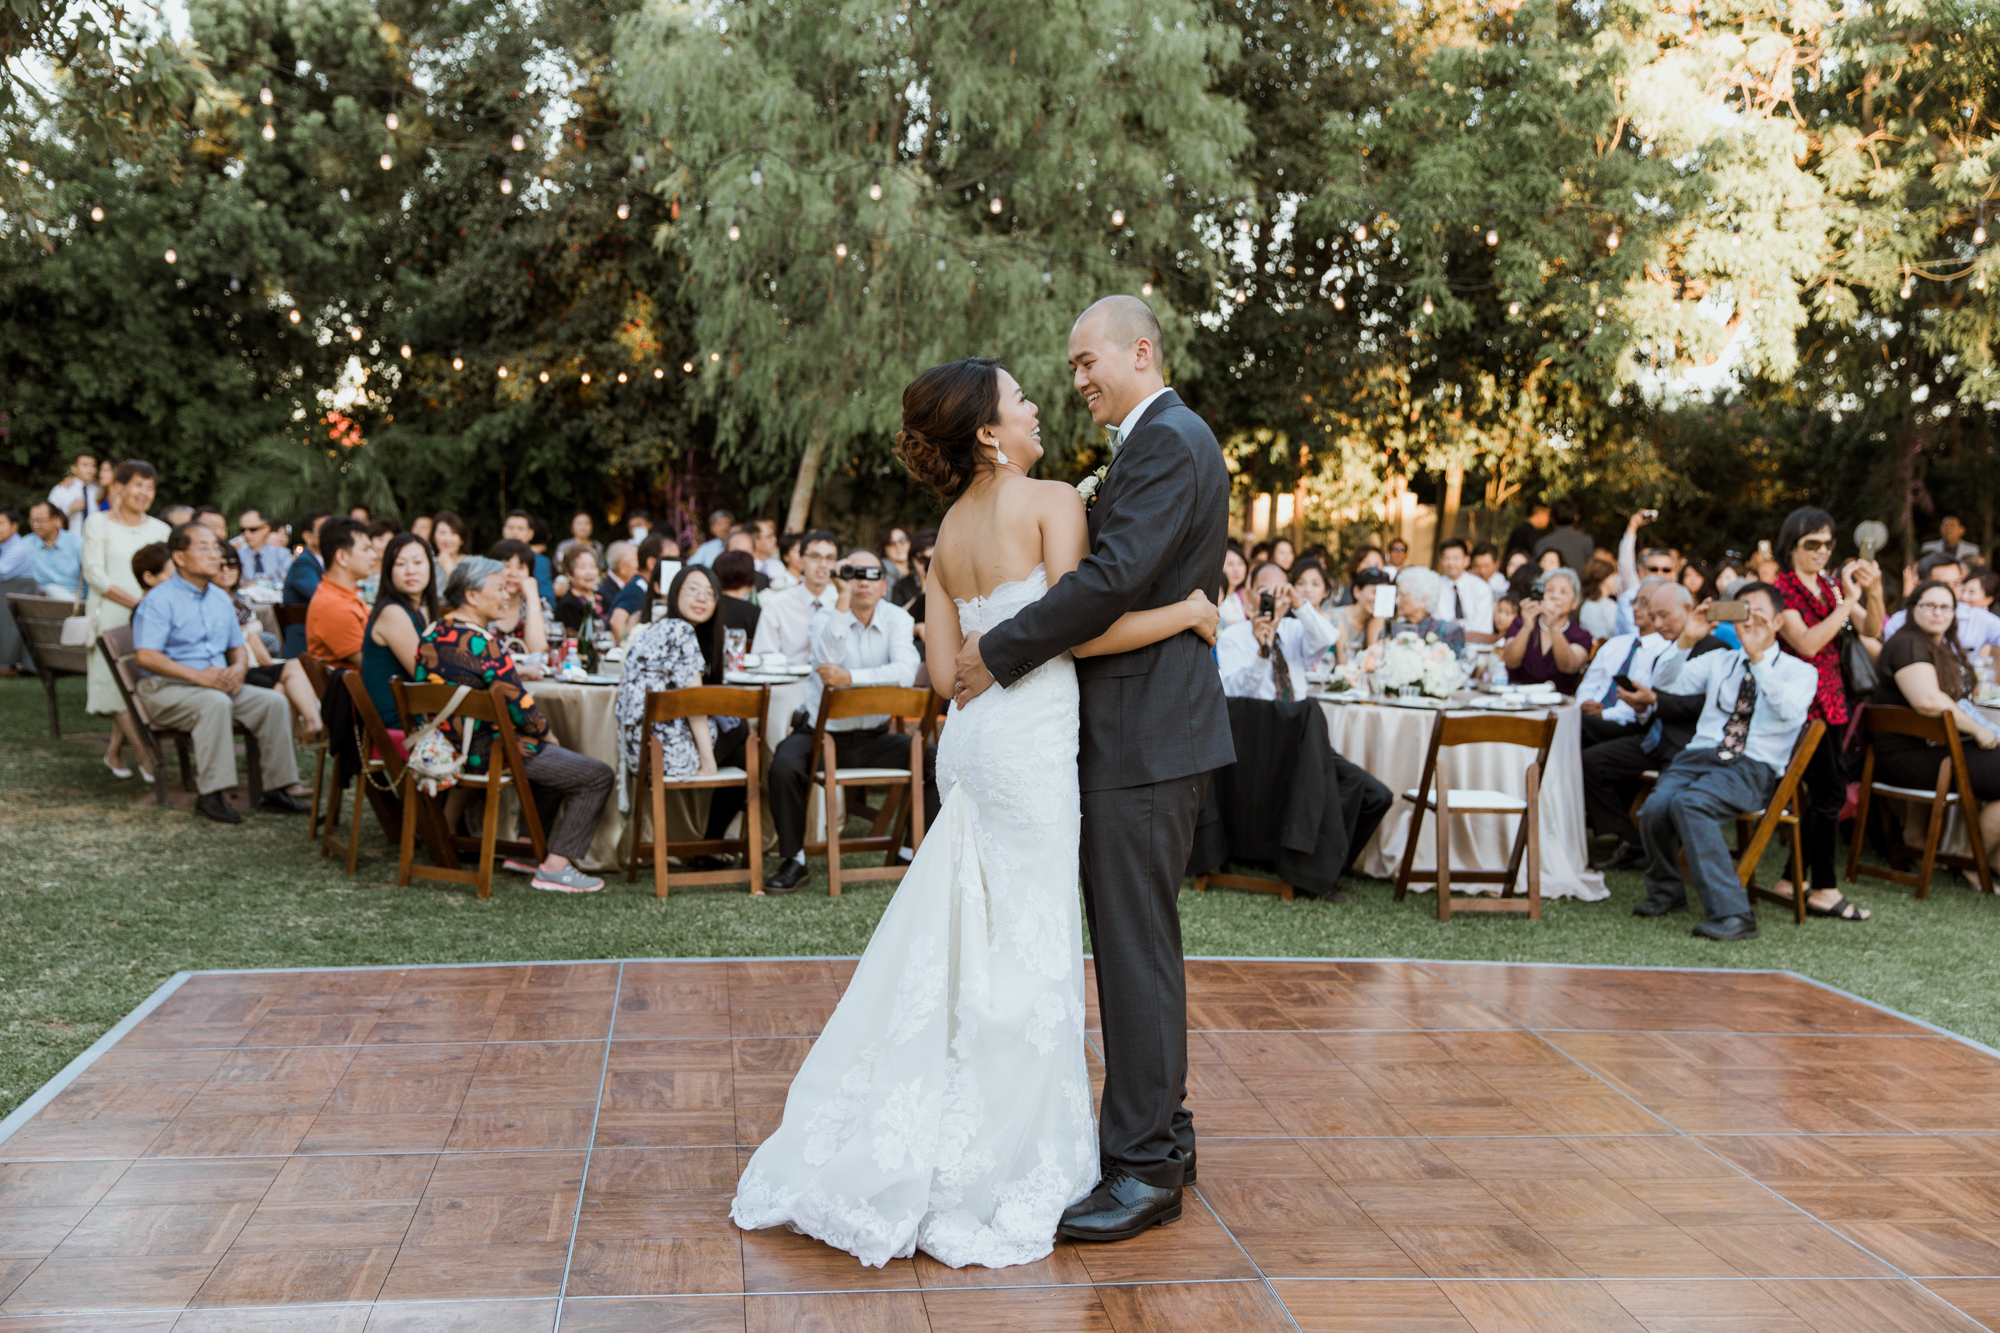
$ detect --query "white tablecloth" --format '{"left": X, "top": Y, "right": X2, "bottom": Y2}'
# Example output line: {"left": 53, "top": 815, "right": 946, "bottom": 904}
{"left": 1319, "top": 697, "right": 1607, "bottom": 900}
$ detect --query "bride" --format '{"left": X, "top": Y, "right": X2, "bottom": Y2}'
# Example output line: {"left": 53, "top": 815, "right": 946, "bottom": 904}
{"left": 730, "top": 357, "right": 1218, "bottom": 1268}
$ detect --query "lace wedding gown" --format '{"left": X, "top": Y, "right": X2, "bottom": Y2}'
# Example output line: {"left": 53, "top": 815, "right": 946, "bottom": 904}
{"left": 731, "top": 565, "right": 1097, "bottom": 1268}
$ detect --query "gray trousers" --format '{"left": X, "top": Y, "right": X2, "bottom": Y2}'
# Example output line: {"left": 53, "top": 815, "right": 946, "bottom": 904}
{"left": 136, "top": 678, "right": 300, "bottom": 795}
{"left": 522, "top": 743, "right": 615, "bottom": 862}
{"left": 1638, "top": 748, "right": 1777, "bottom": 921}
{"left": 1079, "top": 771, "right": 1208, "bottom": 1190}
{"left": 0, "top": 577, "right": 37, "bottom": 670}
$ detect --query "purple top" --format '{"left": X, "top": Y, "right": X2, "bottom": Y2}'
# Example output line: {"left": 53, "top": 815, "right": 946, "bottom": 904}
{"left": 1504, "top": 616, "right": 1594, "bottom": 695}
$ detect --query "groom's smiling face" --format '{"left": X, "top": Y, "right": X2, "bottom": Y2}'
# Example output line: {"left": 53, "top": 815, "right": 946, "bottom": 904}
{"left": 1068, "top": 299, "right": 1162, "bottom": 429}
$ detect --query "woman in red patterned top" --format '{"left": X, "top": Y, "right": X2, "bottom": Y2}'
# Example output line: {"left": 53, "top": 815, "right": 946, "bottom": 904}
{"left": 1771, "top": 507, "right": 1885, "bottom": 920}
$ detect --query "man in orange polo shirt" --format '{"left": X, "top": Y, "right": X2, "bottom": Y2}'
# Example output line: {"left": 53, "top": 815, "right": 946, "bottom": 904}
{"left": 305, "top": 516, "right": 379, "bottom": 665}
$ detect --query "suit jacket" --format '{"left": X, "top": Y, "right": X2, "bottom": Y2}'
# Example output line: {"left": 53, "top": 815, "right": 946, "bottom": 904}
{"left": 1187, "top": 698, "right": 1354, "bottom": 897}
{"left": 977, "top": 389, "right": 1235, "bottom": 792}
{"left": 280, "top": 549, "right": 324, "bottom": 659}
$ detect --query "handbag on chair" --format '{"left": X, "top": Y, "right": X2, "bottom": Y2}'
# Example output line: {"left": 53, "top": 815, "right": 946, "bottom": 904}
{"left": 58, "top": 570, "right": 91, "bottom": 648}
{"left": 403, "top": 685, "right": 475, "bottom": 795}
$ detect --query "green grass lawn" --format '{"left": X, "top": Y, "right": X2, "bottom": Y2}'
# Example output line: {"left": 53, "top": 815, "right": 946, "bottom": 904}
{"left": 5, "top": 673, "right": 2000, "bottom": 1118}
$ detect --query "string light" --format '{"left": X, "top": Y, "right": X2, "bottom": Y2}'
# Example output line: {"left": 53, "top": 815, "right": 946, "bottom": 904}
{"left": 989, "top": 195, "right": 1003, "bottom": 214}
{"left": 868, "top": 177, "right": 882, "bottom": 201}
{"left": 1111, "top": 203, "right": 1125, "bottom": 227}
{"left": 1730, "top": 228, "right": 1741, "bottom": 247}
{"left": 497, "top": 366, "right": 508, "bottom": 377}
{"left": 539, "top": 370, "right": 550, "bottom": 382}
{"left": 1977, "top": 272, "right": 1988, "bottom": 291}
{"left": 1141, "top": 281, "right": 1152, "bottom": 296}
{"left": 379, "top": 153, "right": 393, "bottom": 170}
{"left": 1853, "top": 222, "right": 1865, "bottom": 248}
{"left": 750, "top": 160, "right": 763, "bottom": 186}
{"left": 728, "top": 220, "right": 740, "bottom": 241}
{"left": 1486, "top": 226, "right": 1499, "bottom": 246}
{"left": 452, "top": 356, "right": 463, "bottom": 370}
{"left": 164, "top": 248, "right": 177, "bottom": 264}
{"left": 348, "top": 327, "right": 362, "bottom": 341}
{"left": 1042, "top": 269, "right": 1053, "bottom": 284}
{"left": 499, "top": 176, "right": 513, "bottom": 195}
{"left": 654, "top": 367, "right": 664, "bottom": 377}
{"left": 399, "top": 344, "right": 411, "bottom": 358}
{"left": 1236, "top": 218, "right": 1252, "bottom": 235}
{"left": 1509, "top": 301, "right": 1521, "bottom": 315}
{"left": 710, "top": 352, "right": 720, "bottom": 362}
{"left": 89, "top": 204, "right": 103, "bottom": 222}
{"left": 616, "top": 199, "right": 630, "bottom": 220}
{"left": 1977, "top": 221, "right": 1989, "bottom": 245}
{"left": 385, "top": 112, "right": 398, "bottom": 130}
{"left": 1901, "top": 268, "right": 1914, "bottom": 299}
{"left": 683, "top": 361, "right": 694, "bottom": 372}
{"left": 617, "top": 372, "right": 627, "bottom": 383}
{"left": 289, "top": 310, "right": 302, "bottom": 323}
{"left": 1421, "top": 297, "right": 1433, "bottom": 314}
{"left": 259, "top": 86, "right": 273, "bottom": 105}
{"left": 580, "top": 372, "right": 591, "bottom": 383}
{"left": 834, "top": 241, "right": 848, "bottom": 259}
{"left": 1606, "top": 225, "right": 1620, "bottom": 251}
{"left": 1333, "top": 293, "right": 1345, "bottom": 310}
{"left": 1596, "top": 302, "right": 1607, "bottom": 316}
{"left": 936, "top": 251, "right": 947, "bottom": 271}
{"left": 1354, "top": 225, "right": 1367, "bottom": 242}
{"left": 262, "top": 121, "right": 275, "bottom": 141}
{"left": 511, "top": 132, "right": 526, "bottom": 152}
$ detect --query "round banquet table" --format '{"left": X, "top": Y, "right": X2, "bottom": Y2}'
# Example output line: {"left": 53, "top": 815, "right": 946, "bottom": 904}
{"left": 1318, "top": 696, "right": 1608, "bottom": 901}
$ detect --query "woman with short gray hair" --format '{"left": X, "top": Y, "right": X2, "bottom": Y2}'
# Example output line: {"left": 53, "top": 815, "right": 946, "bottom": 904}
{"left": 1499, "top": 565, "right": 1592, "bottom": 694}
{"left": 1387, "top": 565, "right": 1466, "bottom": 655}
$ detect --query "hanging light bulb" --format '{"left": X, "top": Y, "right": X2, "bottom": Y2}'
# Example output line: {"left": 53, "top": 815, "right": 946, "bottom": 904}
{"left": 617, "top": 372, "right": 627, "bottom": 383}
{"left": 379, "top": 153, "right": 393, "bottom": 170}
{"left": 835, "top": 240, "right": 848, "bottom": 259}
{"left": 936, "top": 253, "right": 947, "bottom": 271}
{"left": 1486, "top": 226, "right": 1499, "bottom": 246}
{"left": 1596, "top": 303, "right": 1606, "bottom": 316}
{"left": 262, "top": 121, "right": 276, "bottom": 141}
{"left": 750, "top": 160, "right": 763, "bottom": 186}
{"left": 1422, "top": 297, "right": 1434, "bottom": 315}
{"left": 511, "top": 132, "right": 526, "bottom": 152}
{"left": 1354, "top": 224, "right": 1367, "bottom": 242}
{"left": 869, "top": 177, "right": 882, "bottom": 201}
{"left": 452, "top": 356, "right": 463, "bottom": 370}
{"left": 1901, "top": 269, "right": 1914, "bottom": 299}
{"left": 1606, "top": 226, "right": 1620, "bottom": 251}
{"left": 1112, "top": 203, "right": 1125, "bottom": 227}
{"left": 289, "top": 309, "right": 302, "bottom": 324}
{"left": 1976, "top": 272, "right": 1988, "bottom": 291}
{"left": 616, "top": 200, "right": 630, "bottom": 220}
{"left": 683, "top": 361, "right": 694, "bottom": 372}
{"left": 399, "top": 344, "right": 411, "bottom": 359}
{"left": 497, "top": 366, "right": 508, "bottom": 378}
{"left": 349, "top": 327, "right": 362, "bottom": 341}
{"left": 1730, "top": 229, "right": 1741, "bottom": 248}
{"left": 653, "top": 367, "right": 665, "bottom": 378}
{"left": 710, "top": 352, "right": 720, "bottom": 362}
{"left": 1853, "top": 223, "right": 1865, "bottom": 248}
{"left": 164, "top": 248, "right": 177, "bottom": 264}
{"left": 1141, "top": 281, "right": 1152, "bottom": 296}
{"left": 539, "top": 370, "right": 550, "bottom": 382}
{"left": 1333, "top": 293, "right": 1346, "bottom": 310}
{"left": 259, "top": 85, "right": 273, "bottom": 106}
{"left": 385, "top": 111, "right": 399, "bottom": 130}
{"left": 1977, "top": 222, "right": 1989, "bottom": 246}
{"left": 727, "top": 221, "right": 740, "bottom": 241}
{"left": 1237, "top": 218, "right": 1252, "bottom": 235}
{"left": 1042, "top": 269, "right": 1053, "bottom": 284}
{"left": 89, "top": 204, "right": 104, "bottom": 222}
{"left": 500, "top": 176, "right": 513, "bottom": 194}
{"left": 989, "top": 195, "right": 1004, "bottom": 214}
{"left": 1508, "top": 300, "right": 1521, "bottom": 315}
{"left": 1235, "top": 288, "right": 1248, "bottom": 303}
{"left": 581, "top": 373, "right": 591, "bottom": 384}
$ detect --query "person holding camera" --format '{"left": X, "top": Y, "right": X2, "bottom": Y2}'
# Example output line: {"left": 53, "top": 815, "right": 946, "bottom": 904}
{"left": 1217, "top": 560, "right": 1334, "bottom": 700}
{"left": 1498, "top": 567, "right": 1591, "bottom": 694}
{"left": 763, "top": 547, "right": 941, "bottom": 894}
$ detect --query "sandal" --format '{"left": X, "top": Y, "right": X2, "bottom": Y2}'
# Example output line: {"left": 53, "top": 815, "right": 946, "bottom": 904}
{"left": 1806, "top": 893, "right": 1870, "bottom": 921}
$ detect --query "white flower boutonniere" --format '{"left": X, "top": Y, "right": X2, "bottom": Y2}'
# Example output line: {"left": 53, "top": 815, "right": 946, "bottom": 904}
{"left": 1076, "top": 464, "right": 1110, "bottom": 509}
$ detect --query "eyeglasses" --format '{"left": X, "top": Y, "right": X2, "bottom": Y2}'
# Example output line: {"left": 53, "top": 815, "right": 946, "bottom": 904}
{"left": 1644, "top": 562, "right": 1676, "bottom": 575}
{"left": 1797, "top": 538, "right": 1835, "bottom": 553}
{"left": 1915, "top": 599, "right": 1956, "bottom": 614}
{"left": 241, "top": 523, "right": 268, "bottom": 533}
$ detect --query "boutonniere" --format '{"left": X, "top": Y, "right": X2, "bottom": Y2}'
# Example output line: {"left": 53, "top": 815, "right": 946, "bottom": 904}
{"left": 1076, "top": 463, "right": 1110, "bottom": 509}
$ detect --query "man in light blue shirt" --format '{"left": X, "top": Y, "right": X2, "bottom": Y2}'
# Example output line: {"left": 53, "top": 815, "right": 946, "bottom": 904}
{"left": 686, "top": 508, "right": 735, "bottom": 567}
{"left": 0, "top": 507, "right": 36, "bottom": 673}
{"left": 1633, "top": 581, "right": 1819, "bottom": 941}
{"left": 27, "top": 501, "right": 84, "bottom": 598}
{"left": 233, "top": 507, "right": 293, "bottom": 586}
{"left": 131, "top": 524, "right": 308, "bottom": 824}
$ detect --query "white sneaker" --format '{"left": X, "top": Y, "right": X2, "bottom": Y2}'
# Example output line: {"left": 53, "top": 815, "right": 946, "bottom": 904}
{"left": 531, "top": 864, "right": 603, "bottom": 893}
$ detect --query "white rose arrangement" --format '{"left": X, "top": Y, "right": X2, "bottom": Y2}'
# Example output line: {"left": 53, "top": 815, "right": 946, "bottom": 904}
{"left": 1363, "top": 631, "right": 1465, "bottom": 698}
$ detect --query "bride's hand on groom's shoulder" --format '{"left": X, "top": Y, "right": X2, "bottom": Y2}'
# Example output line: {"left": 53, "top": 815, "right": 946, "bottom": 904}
{"left": 1184, "top": 589, "right": 1220, "bottom": 646}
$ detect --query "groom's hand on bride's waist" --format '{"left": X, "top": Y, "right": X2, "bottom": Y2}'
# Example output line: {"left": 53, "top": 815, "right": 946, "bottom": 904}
{"left": 953, "top": 631, "right": 994, "bottom": 706}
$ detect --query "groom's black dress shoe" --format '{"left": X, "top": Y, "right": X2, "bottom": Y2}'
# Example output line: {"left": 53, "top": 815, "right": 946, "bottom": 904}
{"left": 1057, "top": 1171, "right": 1182, "bottom": 1242}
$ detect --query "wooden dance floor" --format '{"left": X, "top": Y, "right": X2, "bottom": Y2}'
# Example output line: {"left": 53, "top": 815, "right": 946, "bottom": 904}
{"left": 7, "top": 958, "right": 2000, "bottom": 1331}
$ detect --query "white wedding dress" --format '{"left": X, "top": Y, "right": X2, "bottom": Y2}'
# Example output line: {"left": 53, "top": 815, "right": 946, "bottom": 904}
{"left": 731, "top": 565, "right": 1098, "bottom": 1268}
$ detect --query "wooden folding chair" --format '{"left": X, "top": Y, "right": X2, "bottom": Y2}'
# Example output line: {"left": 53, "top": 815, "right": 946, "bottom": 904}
{"left": 806, "top": 685, "right": 933, "bottom": 898}
{"left": 1718, "top": 719, "right": 1824, "bottom": 925}
{"left": 318, "top": 671, "right": 412, "bottom": 876}
{"left": 625, "top": 685, "right": 767, "bottom": 898}
{"left": 297, "top": 654, "right": 336, "bottom": 843}
{"left": 1847, "top": 705, "right": 1992, "bottom": 897}
{"left": 390, "top": 679, "right": 548, "bottom": 899}
{"left": 97, "top": 624, "right": 263, "bottom": 809}
{"left": 1393, "top": 710, "right": 1560, "bottom": 921}
{"left": 8, "top": 594, "right": 90, "bottom": 737}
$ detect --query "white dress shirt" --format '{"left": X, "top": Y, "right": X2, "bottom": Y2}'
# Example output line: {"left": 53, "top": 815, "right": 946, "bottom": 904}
{"left": 48, "top": 477, "right": 99, "bottom": 534}
{"left": 1114, "top": 386, "right": 1174, "bottom": 447}
{"left": 1485, "top": 571, "right": 1509, "bottom": 599}
{"left": 1216, "top": 603, "right": 1335, "bottom": 700}
{"left": 1575, "top": 632, "right": 1670, "bottom": 725}
{"left": 758, "top": 556, "right": 793, "bottom": 589}
{"left": 1663, "top": 646, "right": 1818, "bottom": 773}
{"left": 804, "top": 599, "right": 921, "bottom": 730}
{"left": 1438, "top": 572, "right": 1495, "bottom": 635}
{"left": 1880, "top": 603, "right": 2000, "bottom": 655}
{"left": 750, "top": 581, "right": 837, "bottom": 663}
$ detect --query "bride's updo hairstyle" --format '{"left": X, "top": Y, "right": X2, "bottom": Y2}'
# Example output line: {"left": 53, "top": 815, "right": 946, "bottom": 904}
{"left": 894, "top": 356, "right": 1005, "bottom": 499}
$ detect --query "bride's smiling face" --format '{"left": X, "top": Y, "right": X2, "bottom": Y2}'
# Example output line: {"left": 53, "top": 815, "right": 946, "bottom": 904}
{"left": 980, "top": 369, "right": 1042, "bottom": 470}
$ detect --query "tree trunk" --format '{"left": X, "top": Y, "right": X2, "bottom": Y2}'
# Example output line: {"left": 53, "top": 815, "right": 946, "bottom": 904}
{"left": 1440, "top": 459, "right": 1464, "bottom": 555}
{"left": 786, "top": 429, "right": 829, "bottom": 535}
{"left": 1291, "top": 446, "right": 1309, "bottom": 547}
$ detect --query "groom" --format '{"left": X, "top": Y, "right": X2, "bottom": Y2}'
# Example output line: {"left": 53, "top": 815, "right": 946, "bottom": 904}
{"left": 954, "top": 295, "right": 1234, "bottom": 1241}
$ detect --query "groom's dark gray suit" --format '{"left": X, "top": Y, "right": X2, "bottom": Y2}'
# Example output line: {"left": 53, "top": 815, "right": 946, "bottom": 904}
{"left": 976, "top": 388, "right": 1234, "bottom": 1190}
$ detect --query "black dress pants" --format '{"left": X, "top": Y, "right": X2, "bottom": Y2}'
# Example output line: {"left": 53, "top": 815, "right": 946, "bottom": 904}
{"left": 770, "top": 727, "right": 941, "bottom": 858}
{"left": 703, "top": 724, "right": 753, "bottom": 840}
{"left": 1581, "top": 713, "right": 1643, "bottom": 748}
{"left": 1080, "top": 771, "right": 1208, "bottom": 1191}
{"left": 1582, "top": 734, "right": 1659, "bottom": 846}
{"left": 1333, "top": 753, "right": 1394, "bottom": 880}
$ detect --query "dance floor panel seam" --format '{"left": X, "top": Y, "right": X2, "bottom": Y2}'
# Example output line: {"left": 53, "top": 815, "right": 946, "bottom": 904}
{"left": 3, "top": 958, "right": 1996, "bottom": 1333}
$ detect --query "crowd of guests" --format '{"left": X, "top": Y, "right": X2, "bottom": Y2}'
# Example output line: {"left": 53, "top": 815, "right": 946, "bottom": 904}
{"left": 5, "top": 447, "right": 1995, "bottom": 925}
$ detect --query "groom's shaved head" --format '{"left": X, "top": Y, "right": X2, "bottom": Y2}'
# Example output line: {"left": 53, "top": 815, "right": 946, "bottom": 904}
{"left": 1076, "top": 295, "right": 1162, "bottom": 353}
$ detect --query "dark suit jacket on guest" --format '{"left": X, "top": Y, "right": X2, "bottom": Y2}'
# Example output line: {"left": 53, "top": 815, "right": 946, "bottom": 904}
{"left": 280, "top": 548, "right": 324, "bottom": 658}
{"left": 977, "top": 389, "right": 1235, "bottom": 792}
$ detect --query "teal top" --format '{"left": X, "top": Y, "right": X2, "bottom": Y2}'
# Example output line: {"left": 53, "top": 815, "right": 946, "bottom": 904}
{"left": 362, "top": 599, "right": 425, "bottom": 729}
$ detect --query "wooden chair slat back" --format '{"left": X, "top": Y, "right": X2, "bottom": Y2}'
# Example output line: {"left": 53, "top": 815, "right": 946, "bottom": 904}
{"left": 395, "top": 678, "right": 506, "bottom": 725}
{"left": 1860, "top": 702, "right": 1969, "bottom": 770}
{"left": 1771, "top": 719, "right": 1828, "bottom": 810}
{"left": 822, "top": 685, "right": 932, "bottom": 722}
{"left": 341, "top": 671, "right": 407, "bottom": 774}
{"left": 1435, "top": 711, "right": 1561, "bottom": 753}
{"left": 644, "top": 685, "right": 767, "bottom": 724}
{"left": 10, "top": 595, "right": 90, "bottom": 672}
{"left": 276, "top": 604, "right": 310, "bottom": 630}
{"left": 298, "top": 653, "right": 332, "bottom": 702}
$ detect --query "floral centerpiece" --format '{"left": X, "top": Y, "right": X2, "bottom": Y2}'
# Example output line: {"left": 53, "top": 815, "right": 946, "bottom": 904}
{"left": 1362, "top": 631, "right": 1466, "bottom": 699}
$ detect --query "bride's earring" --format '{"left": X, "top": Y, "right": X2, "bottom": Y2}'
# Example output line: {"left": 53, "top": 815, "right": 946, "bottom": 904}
{"left": 996, "top": 446, "right": 1010, "bottom": 467}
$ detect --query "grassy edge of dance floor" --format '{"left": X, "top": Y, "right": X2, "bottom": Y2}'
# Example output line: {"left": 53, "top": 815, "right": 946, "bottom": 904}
{"left": 7, "top": 673, "right": 2000, "bottom": 1119}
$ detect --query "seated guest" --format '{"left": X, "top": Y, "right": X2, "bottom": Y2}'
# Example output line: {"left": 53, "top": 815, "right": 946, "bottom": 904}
{"left": 1492, "top": 595, "right": 1519, "bottom": 637}
{"left": 688, "top": 507, "right": 734, "bottom": 567}
{"left": 499, "top": 509, "right": 556, "bottom": 606}
{"left": 750, "top": 528, "right": 840, "bottom": 665}
{"left": 1499, "top": 566, "right": 1591, "bottom": 694}
{"left": 130, "top": 524, "right": 312, "bottom": 823}
{"left": 1585, "top": 583, "right": 1728, "bottom": 870}
{"left": 431, "top": 510, "right": 470, "bottom": 598}
{"left": 357, "top": 517, "right": 397, "bottom": 603}
{"left": 615, "top": 565, "right": 752, "bottom": 852}
{"left": 608, "top": 534, "right": 668, "bottom": 641}
{"left": 710, "top": 549, "right": 765, "bottom": 640}
{"left": 1962, "top": 569, "right": 2000, "bottom": 623}
{"left": 601, "top": 540, "right": 636, "bottom": 602}
{"left": 305, "top": 517, "right": 378, "bottom": 666}
{"left": 1290, "top": 559, "right": 1334, "bottom": 617}
{"left": 624, "top": 509, "right": 653, "bottom": 544}
{"left": 751, "top": 518, "right": 790, "bottom": 589}
{"left": 1578, "top": 557, "right": 1620, "bottom": 641}
{"left": 415, "top": 557, "right": 613, "bottom": 893}
{"left": 27, "top": 501, "right": 84, "bottom": 599}
{"left": 1436, "top": 538, "right": 1495, "bottom": 637}
{"left": 1882, "top": 554, "right": 2000, "bottom": 656}
{"left": 1333, "top": 567, "right": 1392, "bottom": 665}
{"left": 1334, "top": 545, "right": 1385, "bottom": 606}
{"left": 0, "top": 507, "right": 35, "bottom": 674}
{"left": 1386, "top": 566, "right": 1466, "bottom": 655}
{"left": 1218, "top": 560, "right": 1335, "bottom": 699}
{"left": 217, "top": 545, "right": 323, "bottom": 738}
{"left": 364, "top": 533, "right": 437, "bottom": 730}
{"left": 486, "top": 538, "right": 553, "bottom": 661}
{"left": 234, "top": 507, "right": 291, "bottom": 589}
{"left": 1472, "top": 542, "right": 1507, "bottom": 599}
{"left": 763, "top": 548, "right": 940, "bottom": 894}
{"left": 902, "top": 528, "right": 938, "bottom": 637}
{"left": 1218, "top": 543, "right": 1250, "bottom": 628}
{"left": 280, "top": 509, "right": 331, "bottom": 657}
{"left": 1632, "top": 581, "right": 1817, "bottom": 939}
{"left": 555, "top": 545, "right": 609, "bottom": 633}
{"left": 1871, "top": 580, "right": 2000, "bottom": 877}
{"left": 554, "top": 510, "right": 602, "bottom": 570}
{"left": 409, "top": 513, "right": 434, "bottom": 548}
{"left": 1575, "top": 576, "right": 1669, "bottom": 746}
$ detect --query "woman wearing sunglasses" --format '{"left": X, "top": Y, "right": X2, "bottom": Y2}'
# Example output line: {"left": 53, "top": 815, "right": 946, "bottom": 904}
{"left": 1769, "top": 507, "right": 1886, "bottom": 920}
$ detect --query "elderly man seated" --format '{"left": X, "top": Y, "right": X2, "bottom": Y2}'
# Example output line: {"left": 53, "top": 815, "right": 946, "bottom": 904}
{"left": 130, "top": 524, "right": 312, "bottom": 824}
{"left": 1385, "top": 565, "right": 1466, "bottom": 655}
{"left": 1574, "top": 575, "right": 1670, "bottom": 747}
{"left": 1217, "top": 559, "right": 1335, "bottom": 699}
{"left": 1632, "top": 581, "right": 1817, "bottom": 941}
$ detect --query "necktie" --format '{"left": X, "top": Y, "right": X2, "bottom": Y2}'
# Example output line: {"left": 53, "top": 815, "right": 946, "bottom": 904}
{"left": 1716, "top": 660, "right": 1757, "bottom": 762}
{"left": 1269, "top": 629, "right": 1294, "bottom": 703}
{"left": 1448, "top": 580, "right": 1462, "bottom": 621}
{"left": 1602, "top": 638, "right": 1641, "bottom": 707}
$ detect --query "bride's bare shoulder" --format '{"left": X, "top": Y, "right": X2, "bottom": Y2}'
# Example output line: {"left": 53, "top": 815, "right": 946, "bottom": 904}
{"left": 1019, "top": 477, "right": 1085, "bottom": 516}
